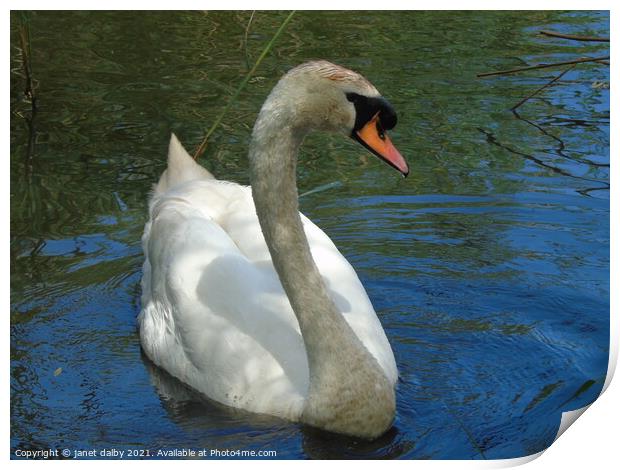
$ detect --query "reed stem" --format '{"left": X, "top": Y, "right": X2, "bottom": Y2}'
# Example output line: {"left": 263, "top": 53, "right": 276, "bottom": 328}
{"left": 193, "top": 11, "right": 296, "bottom": 160}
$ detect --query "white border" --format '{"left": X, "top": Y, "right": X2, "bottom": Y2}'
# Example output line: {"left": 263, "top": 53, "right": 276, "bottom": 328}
{"left": 5, "top": 2, "right": 616, "bottom": 467}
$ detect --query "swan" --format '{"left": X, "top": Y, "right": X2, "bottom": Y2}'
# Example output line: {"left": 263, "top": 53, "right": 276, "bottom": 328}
{"left": 138, "top": 60, "right": 409, "bottom": 439}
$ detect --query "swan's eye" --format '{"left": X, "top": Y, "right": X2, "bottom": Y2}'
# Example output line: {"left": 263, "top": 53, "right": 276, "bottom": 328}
{"left": 377, "top": 121, "right": 386, "bottom": 141}
{"left": 346, "top": 92, "right": 398, "bottom": 135}
{"left": 346, "top": 92, "right": 360, "bottom": 103}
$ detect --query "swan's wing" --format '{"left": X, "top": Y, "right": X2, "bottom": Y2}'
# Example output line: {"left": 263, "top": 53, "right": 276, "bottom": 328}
{"left": 305, "top": 215, "right": 398, "bottom": 385}
{"left": 139, "top": 182, "right": 307, "bottom": 419}
{"left": 218, "top": 184, "right": 398, "bottom": 385}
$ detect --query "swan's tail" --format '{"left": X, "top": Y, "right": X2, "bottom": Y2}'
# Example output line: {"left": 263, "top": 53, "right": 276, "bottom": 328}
{"left": 154, "top": 133, "right": 215, "bottom": 194}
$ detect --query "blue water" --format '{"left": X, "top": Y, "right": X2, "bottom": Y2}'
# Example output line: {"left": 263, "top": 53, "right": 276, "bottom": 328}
{"left": 10, "top": 11, "right": 609, "bottom": 459}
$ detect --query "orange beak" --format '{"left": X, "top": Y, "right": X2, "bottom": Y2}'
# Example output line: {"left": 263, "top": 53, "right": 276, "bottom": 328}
{"left": 354, "top": 112, "right": 409, "bottom": 177}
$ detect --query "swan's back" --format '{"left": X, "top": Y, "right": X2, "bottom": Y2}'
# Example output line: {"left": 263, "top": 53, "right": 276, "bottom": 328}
{"left": 139, "top": 135, "right": 397, "bottom": 420}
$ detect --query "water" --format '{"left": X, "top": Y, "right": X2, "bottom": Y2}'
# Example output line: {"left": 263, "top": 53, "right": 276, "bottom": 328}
{"left": 10, "top": 11, "right": 609, "bottom": 459}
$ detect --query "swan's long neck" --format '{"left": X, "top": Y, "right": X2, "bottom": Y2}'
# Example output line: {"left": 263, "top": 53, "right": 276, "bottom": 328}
{"left": 249, "top": 90, "right": 395, "bottom": 439}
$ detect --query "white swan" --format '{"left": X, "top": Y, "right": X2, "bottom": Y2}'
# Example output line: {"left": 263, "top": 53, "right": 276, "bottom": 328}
{"left": 139, "top": 61, "right": 409, "bottom": 439}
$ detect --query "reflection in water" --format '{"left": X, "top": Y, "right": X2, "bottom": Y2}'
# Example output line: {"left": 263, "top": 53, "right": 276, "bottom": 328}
{"left": 142, "top": 352, "right": 288, "bottom": 434}
{"left": 11, "top": 10, "right": 608, "bottom": 459}
{"left": 301, "top": 425, "right": 411, "bottom": 460}
{"left": 143, "top": 352, "right": 411, "bottom": 459}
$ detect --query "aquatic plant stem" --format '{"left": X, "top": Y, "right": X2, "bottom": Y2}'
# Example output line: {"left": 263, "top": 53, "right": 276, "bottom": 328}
{"left": 18, "top": 13, "right": 36, "bottom": 111}
{"left": 17, "top": 13, "right": 37, "bottom": 163}
{"left": 193, "top": 11, "right": 296, "bottom": 160}
{"left": 243, "top": 11, "right": 257, "bottom": 70}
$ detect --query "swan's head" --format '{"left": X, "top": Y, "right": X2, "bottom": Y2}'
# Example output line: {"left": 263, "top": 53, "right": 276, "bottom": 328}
{"left": 273, "top": 60, "right": 409, "bottom": 176}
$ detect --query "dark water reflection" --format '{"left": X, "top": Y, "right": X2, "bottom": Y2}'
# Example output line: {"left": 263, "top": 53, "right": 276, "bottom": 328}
{"left": 11, "top": 10, "right": 609, "bottom": 459}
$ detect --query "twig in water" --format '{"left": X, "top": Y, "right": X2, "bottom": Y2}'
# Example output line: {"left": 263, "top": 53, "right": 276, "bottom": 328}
{"left": 577, "top": 184, "right": 610, "bottom": 197}
{"left": 478, "top": 127, "right": 605, "bottom": 186}
{"left": 540, "top": 30, "right": 609, "bottom": 42}
{"left": 440, "top": 400, "right": 487, "bottom": 459}
{"left": 477, "top": 56, "right": 609, "bottom": 78}
{"left": 512, "top": 108, "right": 609, "bottom": 168}
{"left": 511, "top": 65, "right": 576, "bottom": 111}
{"left": 193, "top": 11, "right": 296, "bottom": 161}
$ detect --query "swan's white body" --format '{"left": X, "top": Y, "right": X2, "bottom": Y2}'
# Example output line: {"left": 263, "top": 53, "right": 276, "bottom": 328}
{"left": 139, "top": 135, "right": 397, "bottom": 417}
{"left": 140, "top": 61, "right": 406, "bottom": 438}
